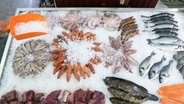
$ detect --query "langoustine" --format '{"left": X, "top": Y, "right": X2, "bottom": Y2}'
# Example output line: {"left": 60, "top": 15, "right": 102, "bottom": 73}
{"left": 51, "top": 30, "right": 103, "bottom": 82}
{"left": 103, "top": 36, "right": 138, "bottom": 73}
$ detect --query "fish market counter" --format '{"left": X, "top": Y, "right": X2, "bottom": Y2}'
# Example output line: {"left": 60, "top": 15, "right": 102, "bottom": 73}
{"left": 1, "top": 8, "right": 184, "bottom": 104}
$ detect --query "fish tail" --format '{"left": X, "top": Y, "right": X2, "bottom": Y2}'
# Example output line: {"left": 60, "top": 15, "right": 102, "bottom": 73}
{"left": 141, "top": 15, "right": 149, "bottom": 18}
{"left": 147, "top": 93, "right": 159, "bottom": 101}
{"left": 147, "top": 39, "right": 153, "bottom": 45}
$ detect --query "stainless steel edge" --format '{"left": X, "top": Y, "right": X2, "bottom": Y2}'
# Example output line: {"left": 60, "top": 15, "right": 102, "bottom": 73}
{"left": 0, "top": 9, "right": 20, "bottom": 82}
{"left": 0, "top": 8, "right": 183, "bottom": 81}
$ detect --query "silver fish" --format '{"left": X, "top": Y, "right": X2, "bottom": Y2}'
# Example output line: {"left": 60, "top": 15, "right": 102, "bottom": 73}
{"left": 147, "top": 36, "right": 184, "bottom": 46}
{"left": 159, "top": 60, "right": 173, "bottom": 83}
{"left": 173, "top": 51, "right": 184, "bottom": 61}
{"left": 149, "top": 56, "right": 166, "bottom": 79}
{"left": 176, "top": 56, "right": 184, "bottom": 70}
{"left": 139, "top": 51, "right": 156, "bottom": 77}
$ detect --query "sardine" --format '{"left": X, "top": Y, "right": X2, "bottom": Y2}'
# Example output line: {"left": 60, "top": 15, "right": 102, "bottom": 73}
{"left": 159, "top": 60, "right": 173, "bottom": 83}
{"left": 147, "top": 36, "right": 184, "bottom": 46}
{"left": 139, "top": 51, "right": 156, "bottom": 77}
{"left": 143, "top": 16, "right": 174, "bottom": 23}
{"left": 150, "top": 23, "right": 178, "bottom": 29}
{"left": 154, "top": 31, "right": 178, "bottom": 36}
{"left": 108, "top": 87, "right": 158, "bottom": 104}
{"left": 141, "top": 13, "right": 174, "bottom": 19}
{"left": 152, "top": 28, "right": 178, "bottom": 33}
{"left": 148, "top": 56, "right": 166, "bottom": 79}
{"left": 104, "top": 77, "right": 148, "bottom": 96}
{"left": 110, "top": 97, "right": 138, "bottom": 104}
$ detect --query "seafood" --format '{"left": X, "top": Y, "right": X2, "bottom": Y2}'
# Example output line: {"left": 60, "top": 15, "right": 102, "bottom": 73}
{"left": 139, "top": 51, "right": 156, "bottom": 77}
{"left": 159, "top": 60, "right": 173, "bottom": 83}
{"left": 108, "top": 87, "right": 158, "bottom": 104}
{"left": 45, "top": 12, "right": 62, "bottom": 28}
{"left": 174, "top": 51, "right": 184, "bottom": 78}
{"left": 147, "top": 36, "right": 184, "bottom": 45}
{"left": 51, "top": 30, "right": 102, "bottom": 82}
{"left": 149, "top": 22, "right": 178, "bottom": 29}
{"left": 148, "top": 56, "right": 166, "bottom": 79}
{"left": 103, "top": 13, "right": 122, "bottom": 31}
{"left": 12, "top": 40, "right": 51, "bottom": 77}
{"left": 143, "top": 16, "right": 174, "bottom": 23}
{"left": 119, "top": 17, "right": 139, "bottom": 43}
{"left": 61, "top": 11, "right": 84, "bottom": 31}
{"left": 104, "top": 77, "right": 158, "bottom": 104}
{"left": 83, "top": 13, "right": 103, "bottom": 29}
{"left": 141, "top": 12, "right": 174, "bottom": 19}
{"left": 159, "top": 84, "right": 184, "bottom": 104}
{"left": 110, "top": 97, "right": 137, "bottom": 104}
{"left": 104, "top": 77, "right": 148, "bottom": 95}
{"left": 103, "top": 36, "right": 138, "bottom": 73}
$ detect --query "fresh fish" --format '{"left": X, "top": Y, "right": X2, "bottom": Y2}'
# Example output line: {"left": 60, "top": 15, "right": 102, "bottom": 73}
{"left": 152, "top": 28, "right": 178, "bottom": 33}
{"left": 148, "top": 42, "right": 184, "bottom": 51}
{"left": 179, "top": 65, "right": 184, "bottom": 79}
{"left": 139, "top": 51, "right": 156, "bottom": 77}
{"left": 149, "top": 23, "right": 178, "bottom": 29}
{"left": 110, "top": 97, "right": 138, "bottom": 104}
{"left": 148, "top": 56, "right": 166, "bottom": 79}
{"left": 104, "top": 77, "right": 148, "bottom": 96}
{"left": 143, "top": 16, "right": 174, "bottom": 23}
{"left": 159, "top": 60, "right": 173, "bottom": 83}
{"left": 173, "top": 51, "right": 184, "bottom": 61}
{"left": 141, "top": 13, "right": 174, "bottom": 19}
{"left": 177, "top": 56, "right": 184, "bottom": 70}
{"left": 147, "top": 36, "right": 184, "bottom": 46}
{"left": 108, "top": 87, "right": 158, "bottom": 104}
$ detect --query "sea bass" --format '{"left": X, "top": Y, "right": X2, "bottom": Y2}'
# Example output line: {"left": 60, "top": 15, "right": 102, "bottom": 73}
{"left": 104, "top": 77, "right": 148, "bottom": 96}
{"left": 108, "top": 87, "right": 158, "bottom": 104}
{"left": 159, "top": 60, "right": 173, "bottom": 83}
{"left": 149, "top": 56, "right": 166, "bottom": 79}
{"left": 139, "top": 51, "right": 156, "bottom": 77}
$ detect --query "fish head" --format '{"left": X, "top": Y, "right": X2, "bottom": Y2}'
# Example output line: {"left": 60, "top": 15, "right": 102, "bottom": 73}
{"left": 159, "top": 76, "right": 164, "bottom": 83}
{"left": 159, "top": 74, "right": 169, "bottom": 83}
{"left": 139, "top": 67, "right": 146, "bottom": 76}
{"left": 149, "top": 70, "right": 156, "bottom": 79}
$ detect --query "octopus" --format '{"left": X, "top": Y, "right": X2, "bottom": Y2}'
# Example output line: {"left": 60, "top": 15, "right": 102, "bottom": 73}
{"left": 103, "top": 36, "right": 138, "bottom": 73}
{"left": 61, "top": 11, "right": 84, "bottom": 31}
{"left": 119, "top": 16, "right": 139, "bottom": 43}
{"left": 45, "top": 12, "right": 62, "bottom": 28}
{"left": 12, "top": 40, "right": 51, "bottom": 77}
{"left": 51, "top": 30, "right": 103, "bottom": 82}
{"left": 83, "top": 13, "right": 103, "bottom": 29}
{"left": 103, "top": 13, "right": 122, "bottom": 31}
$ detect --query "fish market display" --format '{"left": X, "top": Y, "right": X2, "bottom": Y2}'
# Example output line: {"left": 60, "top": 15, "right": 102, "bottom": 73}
{"left": 103, "top": 36, "right": 138, "bottom": 73}
{"left": 61, "top": 11, "right": 84, "bottom": 31}
{"left": 83, "top": 13, "right": 103, "bottom": 29}
{"left": 102, "top": 13, "right": 122, "bottom": 31}
{"left": 119, "top": 16, "right": 139, "bottom": 43}
{"left": 0, "top": 89, "right": 105, "bottom": 104}
{"left": 12, "top": 40, "right": 51, "bottom": 77}
{"left": 173, "top": 51, "right": 184, "bottom": 78}
{"left": 159, "top": 83, "right": 184, "bottom": 104}
{"left": 104, "top": 77, "right": 158, "bottom": 104}
{"left": 51, "top": 30, "right": 102, "bottom": 81}
{"left": 139, "top": 51, "right": 156, "bottom": 77}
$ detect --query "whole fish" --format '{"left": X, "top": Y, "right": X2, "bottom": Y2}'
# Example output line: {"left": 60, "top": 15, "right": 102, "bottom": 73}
{"left": 104, "top": 77, "right": 148, "bottom": 96}
{"left": 110, "top": 97, "right": 137, "bottom": 104}
{"left": 141, "top": 13, "right": 174, "bottom": 19}
{"left": 150, "top": 23, "right": 178, "bottom": 29}
{"left": 149, "top": 56, "right": 166, "bottom": 79}
{"left": 143, "top": 16, "right": 174, "bottom": 23}
{"left": 108, "top": 87, "right": 158, "bottom": 104}
{"left": 176, "top": 56, "right": 184, "bottom": 70}
{"left": 148, "top": 42, "right": 184, "bottom": 51}
{"left": 147, "top": 36, "right": 184, "bottom": 46}
{"left": 179, "top": 66, "right": 184, "bottom": 79}
{"left": 139, "top": 51, "right": 156, "bottom": 77}
{"left": 173, "top": 51, "right": 184, "bottom": 61}
{"left": 159, "top": 60, "right": 173, "bottom": 83}
{"left": 152, "top": 28, "right": 178, "bottom": 33}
